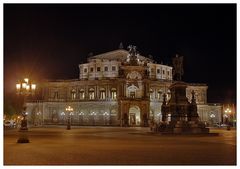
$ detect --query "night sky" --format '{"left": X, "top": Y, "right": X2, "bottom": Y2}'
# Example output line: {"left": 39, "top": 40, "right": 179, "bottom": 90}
{"left": 4, "top": 4, "right": 236, "bottom": 103}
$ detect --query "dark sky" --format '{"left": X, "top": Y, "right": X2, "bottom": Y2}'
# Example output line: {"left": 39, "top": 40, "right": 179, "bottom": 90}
{"left": 4, "top": 4, "right": 236, "bottom": 103}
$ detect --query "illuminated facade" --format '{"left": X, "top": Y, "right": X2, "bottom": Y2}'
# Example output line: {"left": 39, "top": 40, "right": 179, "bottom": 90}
{"left": 26, "top": 47, "right": 222, "bottom": 127}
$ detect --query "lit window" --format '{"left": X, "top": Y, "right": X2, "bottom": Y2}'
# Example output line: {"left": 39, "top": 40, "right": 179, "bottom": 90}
{"left": 167, "top": 114, "right": 171, "bottom": 122}
{"left": 54, "top": 91, "right": 58, "bottom": 99}
{"left": 79, "top": 89, "right": 85, "bottom": 100}
{"left": 111, "top": 88, "right": 117, "bottom": 99}
{"left": 104, "top": 66, "right": 108, "bottom": 71}
{"left": 97, "top": 67, "right": 101, "bottom": 72}
{"left": 89, "top": 88, "right": 95, "bottom": 100}
{"left": 130, "top": 91, "right": 135, "bottom": 98}
{"left": 112, "top": 66, "right": 116, "bottom": 71}
{"left": 167, "top": 90, "right": 171, "bottom": 100}
{"left": 149, "top": 88, "right": 154, "bottom": 99}
{"left": 157, "top": 90, "right": 163, "bottom": 99}
{"left": 100, "top": 88, "right": 106, "bottom": 99}
{"left": 71, "top": 89, "right": 76, "bottom": 100}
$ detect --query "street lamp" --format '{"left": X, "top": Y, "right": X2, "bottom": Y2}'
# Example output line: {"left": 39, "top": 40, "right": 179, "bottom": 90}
{"left": 90, "top": 112, "right": 97, "bottom": 125}
{"left": 210, "top": 113, "right": 216, "bottom": 126}
{"left": 66, "top": 106, "right": 73, "bottom": 130}
{"left": 16, "top": 78, "right": 36, "bottom": 143}
{"left": 36, "top": 112, "right": 41, "bottom": 126}
{"left": 61, "top": 112, "right": 65, "bottom": 124}
{"left": 78, "top": 112, "right": 84, "bottom": 125}
{"left": 103, "top": 112, "right": 109, "bottom": 125}
{"left": 224, "top": 108, "right": 231, "bottom": 125}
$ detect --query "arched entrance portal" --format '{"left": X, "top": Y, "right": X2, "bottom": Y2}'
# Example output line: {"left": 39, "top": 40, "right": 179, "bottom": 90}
{"left": 129, "top": 106, "right": 141, "bottom": 126}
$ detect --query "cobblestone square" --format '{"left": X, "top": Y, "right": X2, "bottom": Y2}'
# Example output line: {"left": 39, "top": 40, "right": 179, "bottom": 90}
{"left": 4, "top": 127, "right": 236, "bottom": 165}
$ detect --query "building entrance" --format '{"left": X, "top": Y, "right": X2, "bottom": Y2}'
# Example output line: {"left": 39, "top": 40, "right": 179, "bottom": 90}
{"left": 129, "top": 106, "right": 141, "bottom": 126}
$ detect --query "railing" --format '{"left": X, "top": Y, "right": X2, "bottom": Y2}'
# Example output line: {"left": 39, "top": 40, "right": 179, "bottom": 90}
{"left": 45, "top": 98, "right": 118, "bottom": 102}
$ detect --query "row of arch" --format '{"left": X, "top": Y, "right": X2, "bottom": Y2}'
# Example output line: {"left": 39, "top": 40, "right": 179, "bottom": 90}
{"left": 53, "top": 87, "right": 118, "bottom": 100}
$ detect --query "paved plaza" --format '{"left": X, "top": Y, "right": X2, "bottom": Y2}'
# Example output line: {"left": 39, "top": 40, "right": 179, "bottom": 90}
{"left": 4, "top": 126, "right": 236, "bottom": 165}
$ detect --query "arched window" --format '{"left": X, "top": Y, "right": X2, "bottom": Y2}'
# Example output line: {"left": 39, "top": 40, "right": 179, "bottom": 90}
{"left": 100, "top": 88, "right": 106, "bottom": 99}
{"left": 157, "top": 89, "right": 163, "bottom": 100}
{"left": 89, "top": 88, "right": 95, "bottom": 100}
{"left": 71, "top": 89, "right": 76, "bottom": 100}
{"left": 127, "top": 85, "right": 137, "bottom": 99}
{"left": 111, "top": 88, "right": 117, "bottom": 100}
{"left": 53, "top": 91, "right": 58, "bottom": 99}
{"left": 167, "top": 89, "right": 171, "bottom": 100}
{"left": 79, "top": 89, "right": 85, "bottom": 100}
{"left": 149, "top": 88, "right": 154, "bottom": 99}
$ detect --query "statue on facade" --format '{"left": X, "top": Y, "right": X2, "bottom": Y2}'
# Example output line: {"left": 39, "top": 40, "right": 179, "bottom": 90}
{"left": 88, "top": 52, "right": 93, "bottom": 57}
{"left": 127, "top": 45, "right": 138, "bottom": 66}
{"left": 172, "top": 54, "right": 184, "bottom": 81}
{"left": 191, "top": 90, "right": 196, "bottom": 104}
{"left": 119, "top": 42, "right": 124, "bottom": 49}
{"left": 148, "top": 54, "right": 153, "bottom": 60}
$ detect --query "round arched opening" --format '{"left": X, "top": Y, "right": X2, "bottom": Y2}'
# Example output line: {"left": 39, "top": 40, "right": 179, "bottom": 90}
{"left": 129, "top": 106, "right": 141, "bottom": 126}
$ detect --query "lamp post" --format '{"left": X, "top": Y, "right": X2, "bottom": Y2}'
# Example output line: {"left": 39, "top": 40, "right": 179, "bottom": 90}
{"left": 103, "top": 112, "right": 109, "bottom": 125}
{"left": 90, "top": 112, "right": 97, "bottom": 125}
{"left": 224, "top": 108, "right": 231, "bottom": 130}
{"left": 66, "top": 106, "right": 73, "bottom": 130}
{"left": 223, "top": 114, "right": 229, "bottom": 124}
{"left": 78, "top": 112, "right": 84, "bottom": 126}
{"left": 16, "top": 78, "right": 36, "bottom": 143}
{"left": 60, "top": 112, "right": 65, "bottom": 124}
{"left": 36, "top": 112, "right": 41, "bottom": 126}
{"left": 210, "top": 113, "right": 216, "bottom": 127}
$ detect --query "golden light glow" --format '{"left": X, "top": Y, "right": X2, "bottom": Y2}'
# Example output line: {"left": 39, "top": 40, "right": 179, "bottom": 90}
{"left": 31, "top": 84, "right": 36, "bottom": 90}
{"left": 225, "top": 108, "right": 231, "bottom": 113}
{"left": 22, "top": 83, "right": 27, "bottom": 89}
{"left": 16, "top": 83, "right": 21, "bottom": 90}
{"left": 16, "top": 78, "right": 37, "bottom": 94}
{"left": 26, "top": 85, "right": 30, "bottom": 90}
{"left": 24, "top": 78, "right": 29, "bottom": 83}
{"left": 66, "top": 106, "right": 73, "bottom": 112}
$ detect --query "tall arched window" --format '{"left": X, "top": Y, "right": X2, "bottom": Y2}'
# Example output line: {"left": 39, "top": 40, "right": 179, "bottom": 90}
{"left": 167, "top": 90, "right": 171, "bottom": 100}
{"left": 111, "top": 88, "right": 117, "bottom": 100}
{"left": 71, "top": 89, "right": 76, "bottom": 100}
{"left": 79, "top": 89, "right": 85, "bottom": 100}
{"left": 157, "top": 89, "right": 163, "bottom": 100}
{"left": 89, "top": 88, "right": 95, "bottom": 100}
{"left": 53, "top": 91, "right": 58, "bottom": 99}
{"left": 149, "top": 88, "right": 154, "bottom": 99}
{"left": 100, "top": 88, "right": 106, "bottom": 99}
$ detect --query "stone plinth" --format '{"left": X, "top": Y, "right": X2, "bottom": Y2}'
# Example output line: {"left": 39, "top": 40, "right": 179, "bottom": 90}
{"left": 158, "top": 81, "right": 209, "bottom": 134}
{"left": 173, "top": 121, "right": 209, "bottom": 134}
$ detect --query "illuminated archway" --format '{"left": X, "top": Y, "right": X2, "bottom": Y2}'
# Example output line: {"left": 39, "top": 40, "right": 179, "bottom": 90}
{"left": 129, "top": 106, "right": 141, "bottom": 126}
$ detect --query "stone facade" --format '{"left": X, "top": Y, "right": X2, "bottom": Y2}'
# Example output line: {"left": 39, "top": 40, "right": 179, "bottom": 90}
{"left": 26, "top": 48, "right": 222, "bottom": 127}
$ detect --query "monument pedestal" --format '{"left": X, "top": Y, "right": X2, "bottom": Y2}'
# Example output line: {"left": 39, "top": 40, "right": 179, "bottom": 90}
{"left": 158, "top": 81, "right": 209, "bottom": 134}
{"left": 173, "top": 121, "right": 209, "bottom": 134}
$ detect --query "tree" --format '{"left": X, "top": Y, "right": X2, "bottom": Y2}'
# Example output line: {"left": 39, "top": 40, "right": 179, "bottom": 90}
{"left": 4, "top": 91, "right": 23, "bottom": 120}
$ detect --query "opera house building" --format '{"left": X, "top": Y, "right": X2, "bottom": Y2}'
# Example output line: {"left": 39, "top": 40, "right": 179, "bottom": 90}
{"left": 26, "top": 46, "right": 222, "bottom": 127}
